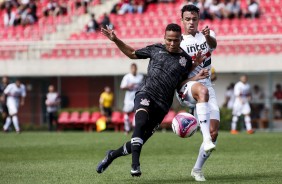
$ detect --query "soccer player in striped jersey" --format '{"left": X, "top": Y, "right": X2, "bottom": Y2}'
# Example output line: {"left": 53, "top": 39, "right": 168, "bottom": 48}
{"left": 120, "top": 63, "right": 143, "bottom": 135}
{"left": 3, "top": 79, "right": 26, "bottom": 133}
{"left": 231, "top": 75, "right": 254, "bottom": 134}
{"left": 178, "top": 5, "right": 220, "bottom": 181}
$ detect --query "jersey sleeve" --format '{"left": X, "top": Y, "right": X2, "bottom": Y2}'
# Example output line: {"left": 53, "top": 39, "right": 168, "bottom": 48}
{"left": 234, "top": 83, "right": 241, "bottom": 97}
{"left": 21, "top": 85, "right": 26, "bottom": 97}
{"left": 3, "top": 84, "right": 11, "bottom": 95}
{"left": 134, "top": 45, "right": 154, "bottom": 59}
{"left": 209, "top": 30, "right": 216, "bottom": 52}
{"left": 120, "top": 74, "right": 128, "bottom": 88}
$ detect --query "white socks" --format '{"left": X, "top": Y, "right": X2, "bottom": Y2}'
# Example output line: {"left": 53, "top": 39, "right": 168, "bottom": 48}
{"left": 12, "top": 116, "right": 20, "bottom": 132}
{"left": 196, "top": 103, "right": 211, "bottom": 141}
{"left": 124, "top": 113, "right": 130, "bottom": 132}
{"left": 3, "top": 116, "right": 20, "bottom": 132}
{"left": 231, "top": 116, "right": 238, "bottom": 130}
{"left": 3, "top": 117, "right": 12, "bottom": 131}
{"left": 193, "top": 141, "right": 216, "bottom": 171}
{"left": 231, "top": 115, "right": 252, "bottom": 131}
{"left": 244, "top": 115, "right": 252, "bottom": 131}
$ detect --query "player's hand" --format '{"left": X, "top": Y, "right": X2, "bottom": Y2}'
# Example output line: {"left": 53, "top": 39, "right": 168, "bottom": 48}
{"left": 196, "top": 69, "right": 209, "bottom": 80}
{"left": 193, "top": 50, "right": 206, "bottom": 65}
{"left": 101, "top": 25, "right": 117, "bottom": 42}
{"left": 201, "top": 26, "right": 210, "bottom": 37}
{"left": 20, "top": 101, "right": 25, "bottom": 106}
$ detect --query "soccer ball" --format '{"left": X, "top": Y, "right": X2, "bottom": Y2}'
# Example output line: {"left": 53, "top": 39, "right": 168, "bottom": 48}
{"left": 172, "top": 112, "right": 198, "bottom": 138}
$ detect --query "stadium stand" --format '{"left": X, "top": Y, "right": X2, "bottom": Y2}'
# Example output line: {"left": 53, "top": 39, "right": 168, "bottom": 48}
{"left": 0, "top": 0, "right": 281, "bottom": 60}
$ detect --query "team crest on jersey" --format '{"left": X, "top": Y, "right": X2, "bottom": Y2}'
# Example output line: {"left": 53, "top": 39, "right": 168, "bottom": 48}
{"left": 179, "top": 56, "right": 187, "bottom": 67}
{"left": 140, "top": 98, "right": 150, "bottom": 106}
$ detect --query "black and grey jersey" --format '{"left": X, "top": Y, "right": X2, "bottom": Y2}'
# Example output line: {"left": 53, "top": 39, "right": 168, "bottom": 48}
{"left": 135, "top": 43, "right": 193, "bottom": 112}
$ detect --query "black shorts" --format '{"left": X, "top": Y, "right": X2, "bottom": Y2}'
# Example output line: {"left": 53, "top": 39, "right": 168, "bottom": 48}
{"left": 1, "top": 103, "right": 8, "bottom": 114}
{"left": 134, "top": 92, "right": 167, "bottom": 135}
{"left": 102, "top": 107, "right": 112, "bottom": 117}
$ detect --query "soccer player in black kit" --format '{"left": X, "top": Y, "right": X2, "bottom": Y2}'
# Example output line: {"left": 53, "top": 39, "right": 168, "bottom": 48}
{"left": 97, "top": 23, "right": 205, "bottom": 177}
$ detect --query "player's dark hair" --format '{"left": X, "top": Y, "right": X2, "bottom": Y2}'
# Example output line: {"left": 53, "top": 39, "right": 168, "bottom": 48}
{"left": 181, "top": 5, "right": 200, "bottom": 18}
{"left": 131, "top": 63, "right": 137, "bottom": 67}
{"left": 165, "top": 23, "right": 181, "bottom": 33}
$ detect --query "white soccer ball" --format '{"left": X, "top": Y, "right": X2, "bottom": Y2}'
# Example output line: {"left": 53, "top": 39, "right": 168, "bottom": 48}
{"left": 172, "top": 112, "right": 198, "bottom": 138}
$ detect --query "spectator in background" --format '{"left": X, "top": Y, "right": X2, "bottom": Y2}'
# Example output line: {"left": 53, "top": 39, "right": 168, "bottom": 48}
{"left": 251, "top": 85, "right": 264, "bottom": 127}
{"left": 118, "top": 0, "right": 134, "bottom": 15}
{"left": 45, "top": 85, "right": 60, "bottom": 131}
{"left": 99, "top": 86, "right": 114, "bottom": 124}
{"left": 244, "top": 0, "right": 260, "bottom": 18}
{"left": 43, "top": 0, "right": 58, "bottom": 16}
{"left": 274, "top": 84, "right": 282, "bottom": 100}
{"left": 4, "top": 7, "right": 16, "bottom": 27}
{"left": 86, "top": 13, "right": 100, "bottom": 32}
{"left": 100, "top": 13, "right": 113, "bottom": 29}
{"left": 75, "top": 0, "right": 90, "bottom": 14}
{"left": 198, "top": 0, "right": 212, "bottom": 20}
{"left": 223, "top": 83, "right": 235, "bottom": 110}
{"left": 133, "top": 0, "right": 145, "bottom": 13}
{"left": 273, "top": 84, "right": 282, "bottom": 119}
{"left": 208, "top": 0, "right": 223, "bottom": 20}
{"left": 0, "top": 76, "right": 9, "bottom": 127}
{"left": 226, "top": 0, "right": 241, "bottom": 19}
{"left": 20, "top": 0, "right": 37, "bottom": 25}
{"left": 3, "top": 79, "right": 26, "bottom": 133}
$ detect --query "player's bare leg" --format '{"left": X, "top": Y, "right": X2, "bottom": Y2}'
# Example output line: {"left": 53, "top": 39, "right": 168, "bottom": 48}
{"left": 191, "top": 119, "right": 219, "bottom": 181}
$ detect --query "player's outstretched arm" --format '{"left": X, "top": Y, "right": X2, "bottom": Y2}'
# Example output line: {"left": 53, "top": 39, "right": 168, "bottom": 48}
{"left": 101, "top": 25, "right": 138, "bottom": 59}
{"left": 201, "top": 26, "right": 217, "bottom": 49}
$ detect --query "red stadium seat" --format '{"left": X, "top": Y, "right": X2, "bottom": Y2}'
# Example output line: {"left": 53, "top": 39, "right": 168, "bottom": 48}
{"left": 111, "top": 111, "right": 124, "bottom": 132}
{"left": 69, "top": 111, "right": 80, "bottom": 123}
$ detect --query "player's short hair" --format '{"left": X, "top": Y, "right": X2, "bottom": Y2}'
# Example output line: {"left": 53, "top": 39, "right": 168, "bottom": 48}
{"left": 131, "top": 63, "right": 137, "bottom": 68}
{"left": 181, "top": 5, "right": 200, "bottom": 18}
{"left": 165, "top": 23, "right": 181, "bottom": 34}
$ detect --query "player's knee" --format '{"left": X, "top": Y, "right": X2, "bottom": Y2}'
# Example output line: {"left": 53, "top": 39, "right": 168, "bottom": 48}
{"left": 134, "top": 109, "right": 148, "bottom": 129}
{"left": 197, "top": 86, "right": 209, "bottom": 102}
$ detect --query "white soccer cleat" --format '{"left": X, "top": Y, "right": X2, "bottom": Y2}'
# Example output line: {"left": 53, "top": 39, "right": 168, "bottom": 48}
{"left": 203, "top": 139, "right": 216, "bottom": 152}
{"left": 191, "top": 169, "right": 206, "bottom": 182}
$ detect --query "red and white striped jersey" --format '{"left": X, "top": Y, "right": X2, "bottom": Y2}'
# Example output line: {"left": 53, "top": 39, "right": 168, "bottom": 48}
{"left": 180, "top": 30, "right": 216, "bottom": 87}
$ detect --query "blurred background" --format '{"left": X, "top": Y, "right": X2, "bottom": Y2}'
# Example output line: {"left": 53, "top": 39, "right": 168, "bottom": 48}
{"left": 0, "top": 0, "right": 281, "bottom": 131}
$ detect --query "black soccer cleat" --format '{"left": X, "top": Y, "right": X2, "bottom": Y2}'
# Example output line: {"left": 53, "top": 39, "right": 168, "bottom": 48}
{"left": 96, "top": 150, "right": 114, "bottom": 174}
{"left": 130, "top": 166, "right": 142, "bottom": 177}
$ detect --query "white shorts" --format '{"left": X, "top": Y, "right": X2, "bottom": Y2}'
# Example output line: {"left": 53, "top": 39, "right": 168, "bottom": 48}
{"left": 232, "top": 99, "right": 251, "bottom": 116}
{"left": 123, "top": 102, "right": 134, "bottom": 113}
{"left": 177, "top": 81, "right": 220, "bottom": 121}
{"left": 6, "top": 99, "right": 19, "bottom": 115}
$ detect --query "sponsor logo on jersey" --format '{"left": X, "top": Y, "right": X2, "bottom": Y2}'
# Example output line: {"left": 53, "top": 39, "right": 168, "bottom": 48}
{"left": 179, "top": 56, "right": 187, "bottom": 67}
{"left": 140, "top": 98, "right": 150, "bottom": 106}
{"left": 186, "top": 42, "right": 208, "bottom": 54}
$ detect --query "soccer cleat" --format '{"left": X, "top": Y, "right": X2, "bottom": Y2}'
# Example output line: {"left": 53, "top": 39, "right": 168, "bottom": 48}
{"left": 247, "top": 130, "right": 254, "bottom": 134}
{"left": 203, "top": 139, "right": 216, "bottom": 152}
{"left": 230, "top": 130, "right": 239, "bottom": 135}
{"left": 96, "top": 150, "right": 114, "bottom": 174}
{"left": 131, "top": 165, "right": 142, "bottom": 177}
{"left": 191, "top": 169, "right": 206, "bottom": 182}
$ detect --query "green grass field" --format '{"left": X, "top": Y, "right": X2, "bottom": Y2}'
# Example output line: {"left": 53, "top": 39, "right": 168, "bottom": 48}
{"left": 1, "top": 131, "right": 282, "bottom": 184}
